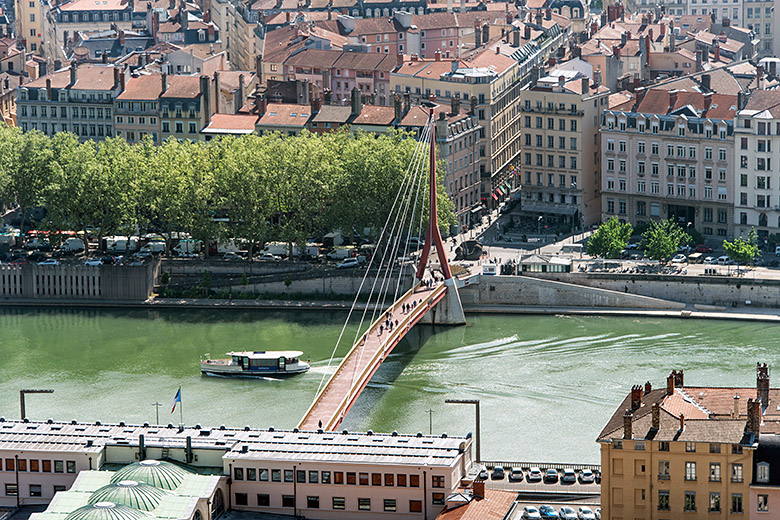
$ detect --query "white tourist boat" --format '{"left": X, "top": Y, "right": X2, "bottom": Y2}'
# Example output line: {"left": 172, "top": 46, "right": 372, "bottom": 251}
{"left": 200, "top": 351, "right": 310, "bottom": 377}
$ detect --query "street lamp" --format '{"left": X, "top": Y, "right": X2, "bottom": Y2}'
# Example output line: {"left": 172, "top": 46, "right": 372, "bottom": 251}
{"left": 537, "top": 215, "right": 543, "bottom": 236}
{"left": 19, "top": 389, "right": 54, "bottom": 420}
{"left": 445, "top": 399, "right": 481, "bottom": 462}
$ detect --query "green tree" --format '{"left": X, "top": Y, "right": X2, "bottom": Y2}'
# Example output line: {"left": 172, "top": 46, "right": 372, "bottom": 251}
{"left": 642, "top": 219, "right": 690, "bottom": 262}
{"left": 7, "top": 130, "right": 57, "bottom": 231}
{"left": 723, "top": 228, "right": 759, "bottom": 269}
{"left": 585, "top": 217, "right": 632, "bottom": 258}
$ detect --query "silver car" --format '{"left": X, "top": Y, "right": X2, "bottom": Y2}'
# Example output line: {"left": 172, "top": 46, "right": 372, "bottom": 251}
{"left": 558, "top": 507, "right": 577, "bottom": 520}
{"left": 522, "top": 506, "right": 542, "bottom": 520}
{"left": 577, "top": 507, "right": 596, "bottom": 520}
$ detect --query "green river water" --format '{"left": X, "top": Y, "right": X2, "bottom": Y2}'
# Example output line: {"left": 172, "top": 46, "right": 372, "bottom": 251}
{"left": 0, "top": 307, "right": 776, "bottom": 463}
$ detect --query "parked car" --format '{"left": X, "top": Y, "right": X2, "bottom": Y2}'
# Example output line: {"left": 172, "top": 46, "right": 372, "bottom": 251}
{"left": 223, "top": 252, "right": 243, "bottom": 261}
{"left": 578, "top": 469, "right": 595, "bottom": 483}
{"left": 558, "top": 506, "right": 577, "bottom": 520}
{"left": 671, "top": 254, "right": 687, "bottom": 263}
{"left": 38, "top": 259, "right": 60, "bottom": 266}
{"left": 508, "top": 468, "right": 524, "bottom": 482}
{"left": 476, "top": 467, "right": 489, "bottom": 480}
{"left": 577, "top": 507, "right": 597, "bottom": 520}
{"left": 543, "top": 469, "right": 559, "bottom": 483}
{"left": 490, "top": 466, "right": 505, "bottom": 480}
{"left": 522, "top": 506, "right": 542, "bottom": 520}
{"left": 9, "top": 258, "right": 28, "bottom": 265}
{"left": 527, "top": 467, "right": 543, "bottom": 482}
{"left": 595, "top": 508, "right": 601, "bottom": 520}
{"left": 626, "top": 242, "right": 640, "bottom": 249}
{"left": 677, "top": 244, "right": 692, "bottom": 253}
{"left": 775, "top": 246, "right": 780, "bottom": 256}
{"left": 695, "top": 244, "right": 713, "bottom": 253}
{"left": 539, "top": 505, "right": 558, "bottom": 519}
{"left": 257, "top": 252, "right": 281, "bottom": 261}
{"left": 717, "top": 255, "right": 731, "bottom": 265}
{"left": 84, "top": 259, "right": 103, "bottom": 266}
{"left": 336, "top": 258, "right": 360, "bottom": 269}
{"left": 561, "top": 468, "right": 577, "bottom": 483}
{"left": 102, "top": 256, "right": 122, "bottom": 265}
{"left": 703, "top": 256, "right": 717, "bottom": 265}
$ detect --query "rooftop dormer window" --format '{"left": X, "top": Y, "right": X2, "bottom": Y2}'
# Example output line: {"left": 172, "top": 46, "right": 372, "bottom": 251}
{"left": 757, "top": 462, "right": 770, "bottom": 483}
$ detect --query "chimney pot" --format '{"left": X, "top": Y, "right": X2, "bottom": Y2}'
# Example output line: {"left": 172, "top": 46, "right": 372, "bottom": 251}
{"left": 644, "top": 381, "right": 652, "bottom": 395}
{"left": 651, "top": 402, "right": 660, "bottom": 430}
{"left": 679, "top": 413, "right": 685, "bottom": 431}
{"left": 472, "top": 479, "right": 485, "bottom": 498}
{"left": 757, "top": 362, "right": 770, "bottom": 404}
{"left": 623, "top": 410, "right": 633, "bottom": 439}
{"left": 733, "top": 394, "right": 740, "bottom": 418}
{"left": 630, "top": 385, "right": 642, "bottom": 410}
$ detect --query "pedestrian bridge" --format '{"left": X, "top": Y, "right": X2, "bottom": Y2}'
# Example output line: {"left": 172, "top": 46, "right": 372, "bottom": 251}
{"left": 298, "top": 281, "right": 446, "bottom": 431}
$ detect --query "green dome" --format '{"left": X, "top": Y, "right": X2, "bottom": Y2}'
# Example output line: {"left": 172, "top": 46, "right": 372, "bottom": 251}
{"left": 110, "top": 460, "right": 190, "bottom": 490}
{"left": 65, "top": 502, "right": 151, "bottom": 520}
{"left": 89, "top": 481, "right": 171, "bottom": 511}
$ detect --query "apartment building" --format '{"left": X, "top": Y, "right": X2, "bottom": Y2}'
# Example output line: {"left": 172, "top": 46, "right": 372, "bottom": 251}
{"left": 159, "top": 74, "right": 213, "bottom": 140}
{"left": 519, "top": 70, "right": 609, "bottom": 230}
{"left": 0, "top": 419, "right": 472, "bottom": 520}
{"left": 601, "top": 88, "right": 736, "bottom": 239}
{"left": 733, "top": 89, "right": 780, "bottom": 241}
{"left": 598, "top": 368, "right": 759, "bottom": 520}
{"left": 392, "top": 41, "right": 522, "bottom": 209}
{"left": 16, "top": 63, "right": 123, "bottom": 140}
{"left": 742, "top": 0, "right": 772, "bottom": 56}
{"left": 15, "top": 0, "right": 43, "bottom": 53}
{"left": 114, "top": 74, "right": 163, "bottom": 143}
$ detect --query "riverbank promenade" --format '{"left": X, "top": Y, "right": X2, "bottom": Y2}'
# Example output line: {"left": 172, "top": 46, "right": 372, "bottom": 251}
{"left": 298, "top": 281, "right": 446, "bottom": 431}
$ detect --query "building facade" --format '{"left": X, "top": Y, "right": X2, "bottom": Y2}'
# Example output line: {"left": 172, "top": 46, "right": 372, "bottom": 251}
{"left": 601, "top": 88, "right": 736, "bottom": 240}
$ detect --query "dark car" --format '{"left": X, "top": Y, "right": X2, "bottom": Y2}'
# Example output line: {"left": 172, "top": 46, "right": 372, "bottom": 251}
{"left": 694, "top": 244, "right": 713, "bottom": 253}
{"left": 490, "top": 466, "right": 505, "bottom": 480}
{"left": 9, "top": 258, "right": 28, "bottom": 265}
{"left": 539, "top": 505, "right": 558, "bottom": 519}
{"left": 543, "top": 469, "right": 559, "bottom": 483}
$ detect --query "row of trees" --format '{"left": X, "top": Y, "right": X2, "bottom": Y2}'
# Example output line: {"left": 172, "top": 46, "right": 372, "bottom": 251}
{"left": 587, "top": 217, "right": 761, "bottom": 266}
{"left": 0, "top": 126, "right": 455, "bottom": 256}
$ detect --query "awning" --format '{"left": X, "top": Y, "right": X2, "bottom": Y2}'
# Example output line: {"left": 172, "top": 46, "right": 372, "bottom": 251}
{"left": 491, "top": 192, "right": 498, "bottom": 200}
{"left": 504, "top": 182, "right": 512, "bottom": 191}
{"left": 519, "top": 202, "right": 579, "bottom": 215}
{"left": 470, "top": 206, "right": 483, "bottom": 214}
{"left": 497, "top": 186, "right": 506, "bottom": 195}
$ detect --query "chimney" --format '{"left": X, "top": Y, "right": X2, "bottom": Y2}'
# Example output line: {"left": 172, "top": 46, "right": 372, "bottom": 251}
{"left": 548, "top": 57, "right": 556, "bottom": 67}
{"left": 733, "top": 394, "right": 740, "bottom": 418}
{"left": 620, "top": 31, "right": 627, "bottom": 46}
{"left": 213, "top": 70, "right": 220, "bottom": 111}
{"left": 673, "top": 369, "right": 684, "bottom": 388}
{"left": 469, "top": 96, "right": 477, "bottom": 115}
{"left": 200, "top": 75, "right": 211, "bottom": 125}
{"left": 69, "top": 61, "right": 78, "bottom": 86}
{"left": 659, "top": 22, "right": 666, "bottom": 36}
{"left": 590, "top": 21, "right": 598, "bottom": 36}
{"left": 558, "top": 74, "right": 565, "bottom": 88}
{"left": 535, "top": 10, "right": 542, "bottom": 26}
{"left": 472, "top": 479, "right": 485, "bottom": 498}
{"left": 623, "top": 410, "right": 633, "bottom": 439}
{"left": 411, "top": 54, "right": 418, "bottom": 62}
{"left": 495, "top": 45, "right": 500, "bottom": 55}
{"left": 237, "top": 74, "right": 245, "bottom": 114}
{"left": 113, "top": 67, "right": 120, "bottom": 89}
{"left": 679, "top": 413, "right": 685, "bottom": 432}
{"left": 120, "top": 71, "right": 125, "bottom": 93}
{"left": 403, "top": 92, "right": 411, "bottom": 114}
{"left": 451, "top": 93, "right": 460, "bottom": 115}
{"left": 428, "top": 93, "right": 436, "bottom": 104}
{"left": 594, "top": 67, "right": 601, "bottom": 86}
{"left": 434, "top": 50, "right": 441, "bottom": 61}
{"left": 644, "top": 381, "right": 652, "bottom": 395}
{"left": 311, "top": 95, "right": 322, "bottom": 114}
{"left": 394, "top": 93, "right": 401, "bottom": 122}
{"left": 648, "top": 28, "right": 654, "bottom": 41}
{"left": 757, "top": 362, "right": 770, "bottom": 404}
{"left": 45, "top": 78, "right": 52, "bottom": 99}
{"left": 161, "top": 72, "right": 167, "bottom": 93}
{"left": 651, "top": 402, "right": 660, "bottom": 430}
{"left": 713, "top": 40, "right": 720, "bottom": 62}
{"left": 630, "top": 385, "right": 642, "bottom": 410}
{"left": 666, "top": 373, "right": 675, "bottom": 395}
{"left": 207, "top": 25, "right": 215, "bottom": 41}
{"left": 524, "top": 25, "right": 531, "bottom": 39}
{"left": 722, "top": 17, "right": 730, "bottom": 27}
{"left": 118, "top": 29, "right": 125, "bottom": 46}
{"left": 257, "top": 95, "right": 267, "bottom": 116}
{"left": 350, "top": 87, "right": 361, "bottom": 116}
{"left": 152, "top": 11, "right": 159, "bottom": 43}
{"left": 701, "top": 73, "right": 711, "bottom": 91}
{"left": 703, "top": 92, "right": 712, "bottom": 112}
{"left": 506, "top": 11, "right": 512, "bottom": 24}
{"left": 545, "top": 8, "right": 551, "bottom": 20}
{"left": 203, "top": 10, "right": 210, "bottom": 23}
{"left": 481, "top": 23, "right": 489, "bottom": 45}
{"left": 757, "top": 65, "right": 764, "bottom": 89}
{"left": 633, "top": 74, "right": 640, "bottom": 90}
{"left": 581, "top": 77, "right": 589, "bottom": 94}
{"left": 738, "top": 91, "right": 747, "bottom": 110}
{"left": 695, "top": 49, "right": 702, "bottom": 72}
{"left": 512, "top": 29, "right": 520, "bottom": 47}
{"left": 719, "top": 32, "right": 727, "bottom": 43}
{"left": 668, "top": 90, "right": 678, "bottom": 111}
{"left": 613, "top": 45, "right": 621, "bottom": 60}
{"left": 747, "top": 398, "right": 761, "bottom": 435}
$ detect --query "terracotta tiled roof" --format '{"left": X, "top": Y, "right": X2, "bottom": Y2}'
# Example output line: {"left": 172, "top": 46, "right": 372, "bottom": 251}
{"left": 411, "top": 12, "right": 457, "bottom": 31}
{"left": 25, "top": 64, "right": 118, "bottom": 90}
{"left": 435, "top": 489, "right": 517, "bottom": 520}
{"left": 117, "top": 74, "right": 163, "bottom": 100}
{"left": 215, "top": 71, "right": 255, "bottom": 93}
{"left": 694, "top": 31, "right": 743, "bottom": 54}
{"left": 258, "top": 102, "right": 310, "bottom": 127}
{"left": 59, "top": 0, "right": 129, "bottom": 11}
{"left": 160, "top": 75, "right": 202, "bottom": 99}
{"left": 332, "top": 51, "right": 395, "bottom": 71}
{"left": 633, "top": 88, "right": 737, "bottom": 119}
{"left": 202, "top": 113, "right": 258, "bottom": 134}
{"left": 311, "top": 104, "right": 352, "bottom": 123}
{"left": 285, "top": 48, "right": 342, "bottom": 68}
{"left": 351, "top": 104, "right": 395, "bottom": 125}
{"left": 158, "top": 21, "right": 182, "bottom": 33}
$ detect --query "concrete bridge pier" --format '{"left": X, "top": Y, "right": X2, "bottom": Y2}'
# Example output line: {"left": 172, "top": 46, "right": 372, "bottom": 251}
{"left": 419, "top": 279, "right": 466, "bottom": 325}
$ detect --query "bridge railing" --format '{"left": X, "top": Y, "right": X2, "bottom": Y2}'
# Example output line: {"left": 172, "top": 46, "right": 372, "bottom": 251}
{"left": 480, "top": 460, "right": 602, "bottom": 473}
{"left": 298, "top": 282, "right": 446, "bottom": 430}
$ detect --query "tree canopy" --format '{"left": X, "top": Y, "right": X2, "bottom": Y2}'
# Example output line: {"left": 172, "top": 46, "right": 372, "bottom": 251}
{"left": 0, "top": 126, "right": 454, "bottom": 253}
{"left": 723, "top": 228, "right": 760, "bottom": 267}
{"left": 641, "top": 219, "right": 690, "bottom": 261}
{"left": 586, "top": 217, "right": 632, "bottom": 259}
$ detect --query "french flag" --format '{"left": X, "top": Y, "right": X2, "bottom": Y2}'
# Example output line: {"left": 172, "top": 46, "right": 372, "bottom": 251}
{"left": 171, "top": 387, "right": 181, "bottom": 413}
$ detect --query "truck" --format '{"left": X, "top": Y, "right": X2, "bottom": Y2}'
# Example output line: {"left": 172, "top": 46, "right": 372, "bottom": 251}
{"left": 106, "top": 236, "right": 139, "bottom": 253}
{"left": 173, "top": 239, "right": 201, "bottom": 256}
{"left": 326, "top": 246, "right": 356, "bottom": 260}
{"left": 138, "top": 241, "right": 166, "bottom": 255}
{"left": 61, "top": 237, "right": 86, "bottom": 253}
{"left": 208, "top": 239, "right": 242, "bottom": 256}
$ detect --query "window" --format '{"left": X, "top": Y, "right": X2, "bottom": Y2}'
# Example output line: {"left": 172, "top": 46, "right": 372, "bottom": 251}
{"left": 306, "top": 496, "right": 319, "bottom": 509}
{"left": 285, "top": 470, "right": 294, "bottom": 483}
{"left": 371, "top": 473, "right": 381, "bottom": 486}
{"left": 686, "top": 443, "right": 696, "bottom": 452}
{"left": 347, "top": 472, "right": 356, "bottom": 485}
{"left": 397, "top": 474, "right": 407, "bottom": 487}
{"left": 234, "top": 467, "right": 243, "bottom": 480}
{"left": 685, "top": 491, "right": 697, "bottom": 512}
{"left": 432, "top": 493, "right": 445, "bottom": 505}
{"left": 685, "top": 461, "right": 697, "bottom": 481}
{"left": 710, "top": 463, "right": 721, "bottom": 482}
{"left": 635, "top": 440, "right": 646, "bottom": 450}
{"left": 384, "top": 474, "right": 394, "bottom": 486}
{"left": 309, "top": 471, "right": 318, "bottom": 483}
{"left": 758, "top": 494, "right": 769, "bottom": 512}
{"left": 658, "top": 490, "right": 670, "bottom": 510}
{"left": 321, "top": 471, "right": 330, "bottom": 484}
{"left": 54, "top": 461, "right": 63, "bottom": 473}
{"left": 358, "top": 498, "right": 371, "bottom": 511}
{"left": 659, "top": 441, "right": 669, "bottom": 451}
{"left": 638, "top": 142, "right": 645, "bottom": 154}
{"left": 757, "top": 462, "right": 770, "bottom": 483}
{"left": 359, "top": 473, "right": 369, "bottom": 485}
{"left": 66, "top": 461, "right": 75, "bottom": 473}
{"left": 410, "top": 500, "right": 423, "bottom": 513}
{"left": 410, "top": 475, "right": 420, "bottom": 487}
{"left": 733, "top": 445, "right": 744, "bottom": 454}
{"left": 257, "top": 494, "right": 269, "bottom": 507}
{"left": 42, "top": 461, "right": 51, "bottom": 473}
{"left": 235, "top": 493, "right": 247, "bottom": 506}
{"left": 384, "top": 499, "right": 396, "bottom": 512}
{"left": 732, "top": 463, "right": 743, "bottom": 483}
{"left": 29, "top": 484, "right": 41, "bottom": 497}
{"left": 282, "top": 496, "right": 294, "bottom": 508}
{"left": 30, "top": 460, "right": 39, "bottom": 472}
{"left": 432, "top": 475, "right": 445, "bottom": 488}
{"left": 733, "top": 493, "right": 744, "bottom": 513}
{"left": 5, "top": 484, "right": 17, "bottom": 496}
{"left": 332, "top": 497, "right": 345, "bottom": 509}
{"left": 658, "top": 460, "right": 670, "bottom": 479}
{"left": 710, "top": 492, "right": 721, "bottom": 513}
{"left": 53, "top": 486, "right": 65, "bottom": 493}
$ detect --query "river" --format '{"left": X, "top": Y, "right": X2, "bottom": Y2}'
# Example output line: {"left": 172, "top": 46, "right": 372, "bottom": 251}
{"left": 0, "top": 307, "right": 776, "bottom": 463}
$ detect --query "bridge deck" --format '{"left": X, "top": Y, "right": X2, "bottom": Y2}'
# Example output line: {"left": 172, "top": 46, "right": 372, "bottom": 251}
{"left": 298, "top": 281, "right": 447, "bottom": 431}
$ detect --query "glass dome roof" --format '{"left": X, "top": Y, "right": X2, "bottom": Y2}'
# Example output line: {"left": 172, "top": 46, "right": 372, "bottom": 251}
{"left": 65, "top": 502, "right": 151, "bottom": 520}
{"left": 109, "top": 460, "right": 191, "bottom": 490}
{"left": 89, "top": 481, "right": 171, "bottom": 511}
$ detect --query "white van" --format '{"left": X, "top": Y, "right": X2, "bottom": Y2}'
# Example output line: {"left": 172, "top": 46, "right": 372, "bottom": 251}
{"left": 61, "top": 237, "right": 85, "bottom": 252}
